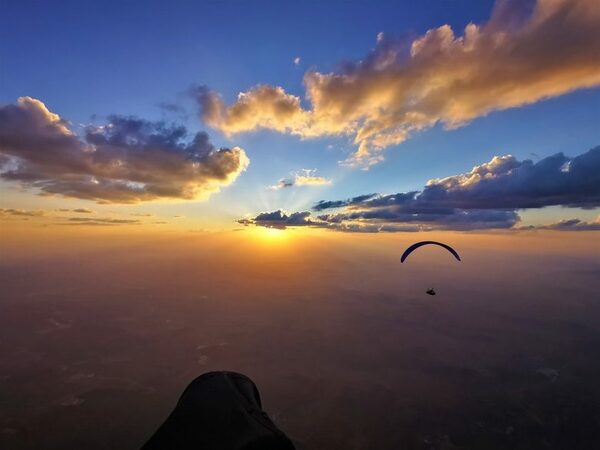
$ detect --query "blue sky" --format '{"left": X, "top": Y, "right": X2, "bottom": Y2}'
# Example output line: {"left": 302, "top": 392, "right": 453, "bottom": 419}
{"left": 1, "top": 0, "right": 599, "bottom": 229}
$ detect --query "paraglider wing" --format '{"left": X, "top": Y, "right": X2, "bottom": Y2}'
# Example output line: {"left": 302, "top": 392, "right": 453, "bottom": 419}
{"left": 400, "top": 241, "right": 461, "bottom": 263}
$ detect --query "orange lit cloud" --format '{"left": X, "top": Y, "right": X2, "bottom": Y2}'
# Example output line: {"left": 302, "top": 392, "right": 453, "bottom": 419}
{"left": 0, "top": 97, "right": 249, "bottom": 203}
{"left": 198, "top": 0, "right": 600, "bottom": 167}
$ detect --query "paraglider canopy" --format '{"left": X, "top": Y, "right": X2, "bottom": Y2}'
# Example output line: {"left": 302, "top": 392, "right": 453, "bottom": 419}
{"left": 400, "top": 241, "right": 461, "bottom": 263}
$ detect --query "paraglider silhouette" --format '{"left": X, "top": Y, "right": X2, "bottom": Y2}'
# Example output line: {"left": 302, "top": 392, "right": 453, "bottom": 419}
{"left": 401, "top": 241, "right": 461, "bottom": 295}
{"left": 400, "top": 241, "right": 461, "bottom": 263}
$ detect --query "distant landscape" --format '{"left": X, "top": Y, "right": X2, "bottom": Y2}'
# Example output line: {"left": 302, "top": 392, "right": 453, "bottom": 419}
{"left": 1, "top": 230, "right": 599, "bottom": 449}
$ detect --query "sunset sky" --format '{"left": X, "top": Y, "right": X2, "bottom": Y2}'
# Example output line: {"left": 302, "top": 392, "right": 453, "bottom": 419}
{"left": 2, "top": 2, "right": 600, "bottom": 449}
{"left": 1, "top": 0, "right": 599, "bottom": 235}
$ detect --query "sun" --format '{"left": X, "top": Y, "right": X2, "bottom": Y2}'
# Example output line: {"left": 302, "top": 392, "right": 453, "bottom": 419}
{"left": 247, "top": 226, "right": 290, "bottom": 245}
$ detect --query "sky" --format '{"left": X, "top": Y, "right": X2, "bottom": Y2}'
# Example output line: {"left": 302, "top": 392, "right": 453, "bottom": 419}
{"left": 1, "top": 0, "right": 599, "bottom": 232}
{"left": 2, "top": 2, "right": 600, "bottom": 449}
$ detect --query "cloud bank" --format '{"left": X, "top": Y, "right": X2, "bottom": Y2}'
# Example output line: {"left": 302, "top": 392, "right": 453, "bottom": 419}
{"left": 198, "top": 0, "right": 600, "bottom": 166}
{"left": 0, "top": 97, "right": 249, "bottom": 203}
{"left": 240, "top": 146, "right": 600, "bottom": 232}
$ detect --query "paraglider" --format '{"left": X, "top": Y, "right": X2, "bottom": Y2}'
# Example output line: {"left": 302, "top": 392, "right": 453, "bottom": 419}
{"left": 401, "top": 241, "right": 461, "bottom": 295}
{"left": 400, "top": 241, "right": 461, "bottom": 263}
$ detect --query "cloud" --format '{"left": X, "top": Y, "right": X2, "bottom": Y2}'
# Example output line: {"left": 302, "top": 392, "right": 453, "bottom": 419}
{"left": 237, "top": 209, "right": 427, "bottom": 233}
{"left": 197, "top": 0, "right": 600, "bottom": 167}
{"left": 313, "top": 193, "right": 380, "bottom": 211}
{"left": 55, "top": 208, "right": 95, "bottom": 213}
{"left": 270, "top": 178, "right": 295, "bottom": 190}
{"left": 238, "top": 210, "right": 316, "bottom": 229}
{"left": 238, "top": 207, "right": 518, "bottom": 232}
{"left": 0, "top": 97, "right": 249, "bottom": 204}
{"left": 316, "top": 147, "right": 600, "bottom": 211}
{"left": 269, "top": 169, "right": 332, "bottom": 190}
{"left": 157, "top": 101, "right": 187, "bottom": 114}
{"left": 0, "top": 208, "right": 45, "bottom": 217}
{"left": 295, "top": 169, "right": 332, "bottom": 186}
{"left": 63, "top": 217, "right": 141, "bottom": 226}
{"left": 319, "top": 208, "right": 520, "bottom": 231}
{"left": 241, "top": 146, "right": 600, "bottom": 232}
{"left": 524, "top": 216, "right": 600, "bottom": 231}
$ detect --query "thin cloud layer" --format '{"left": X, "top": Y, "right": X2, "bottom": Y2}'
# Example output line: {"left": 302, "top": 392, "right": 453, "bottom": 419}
{"left": 240, "top": 146, "right": 600, "bottom": 232}
{"left": 198, "top": 0, "right": 600, "bottom": 166}
{"left": 0, "top": 208, "right": 45, "bottom": 217}
{"left": 523, "top": 217, "right": 600, "bottom": 231}
{"left": 0, "top": 206, "right": 176, "bottom": 227}
{"left": 65, "top": 217, "right": 141, "bottom": 226}
{"left": 270, "top": 169, "right": 332, "bottom": 190}
{"left": 0, "top": 97, "right": 249, "bottom": 204}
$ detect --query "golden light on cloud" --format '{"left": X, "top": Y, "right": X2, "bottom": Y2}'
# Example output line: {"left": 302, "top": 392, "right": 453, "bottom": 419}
{"left": 198, "top": 0, "right": 600, "bottom": 167}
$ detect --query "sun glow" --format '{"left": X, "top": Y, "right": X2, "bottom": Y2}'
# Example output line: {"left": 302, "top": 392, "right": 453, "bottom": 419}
{"left": 245, "top": 226, "right": 292, "bottom": 245}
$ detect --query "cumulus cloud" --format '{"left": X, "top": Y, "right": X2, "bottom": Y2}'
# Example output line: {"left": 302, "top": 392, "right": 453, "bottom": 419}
{"left": 238, "top": 210, "right": 316, "bottom": 229}
{"left": 270, "top": 169, "right": 332, "bottom": 190}
{"left": 197, "top": 0, "right": 600, "bottom": 166}
{"left": 316, "top": 146, "right": 600, "bottom": 211}
{"left": 241, "top": 146, "right": 600, "bottom": 232}
{"left": 0, "top": 97, "right": 249, "bottom": 204}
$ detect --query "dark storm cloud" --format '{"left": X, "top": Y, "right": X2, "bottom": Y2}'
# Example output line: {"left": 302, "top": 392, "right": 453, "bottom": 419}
{"left": 0, "top": 97, "right": 249, "bottom": 204}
